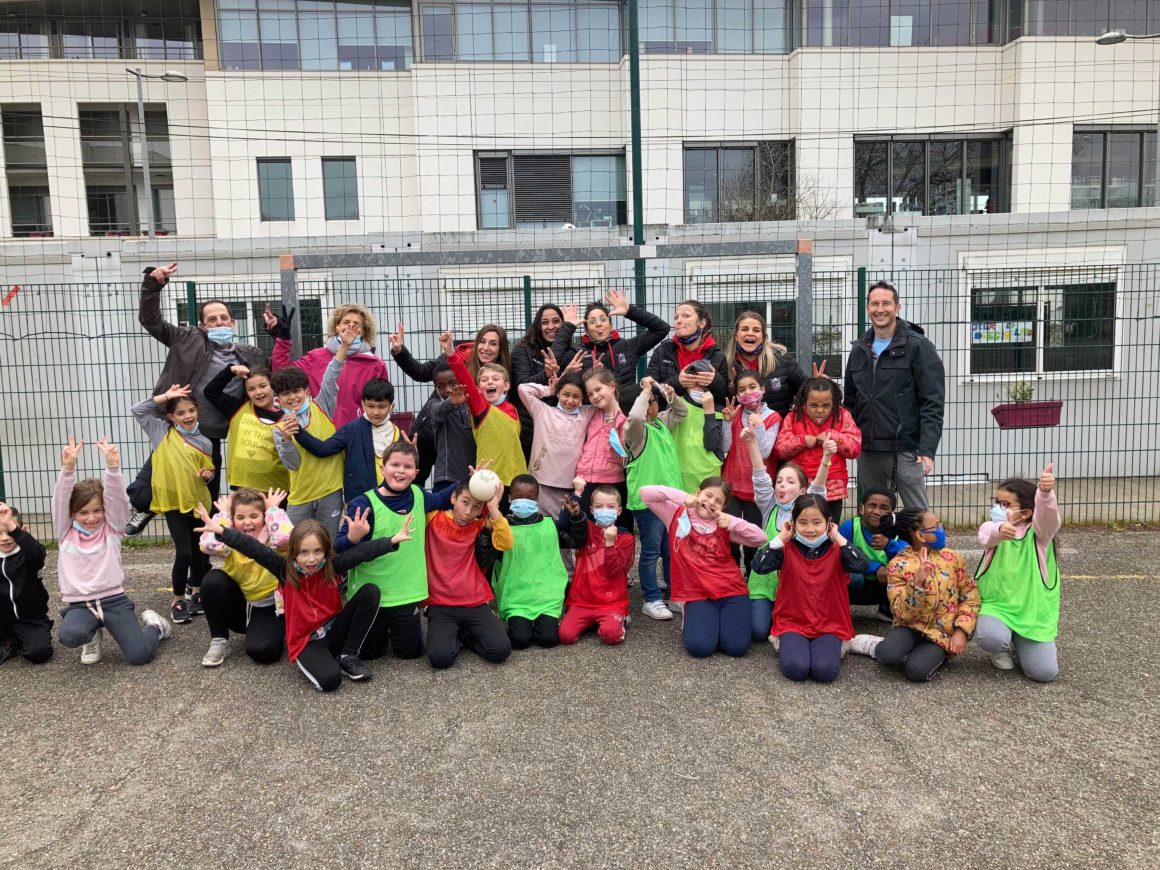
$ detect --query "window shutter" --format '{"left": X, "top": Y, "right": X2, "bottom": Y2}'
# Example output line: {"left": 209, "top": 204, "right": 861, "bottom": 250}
{"left": 513, "top": 155, "right": 572, "bottom": 223}
{"left": 479, "top": 156, "right": 508, "bottom": 189}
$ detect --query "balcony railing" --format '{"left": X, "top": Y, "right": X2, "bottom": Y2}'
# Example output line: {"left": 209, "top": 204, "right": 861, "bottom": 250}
{"left": 2, "top": 139, "right": 47, "bottom": 166}
{"left": 80, "top": 138, "right": 171, "bottom": 167}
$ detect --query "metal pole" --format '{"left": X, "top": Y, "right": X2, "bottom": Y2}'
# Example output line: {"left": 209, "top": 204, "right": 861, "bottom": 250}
{"left": 280, "top": 255, "right": 302, "bottom": 359}
{"left": 794, "top": 239, "right": 814, "bottom": 371}
{"left": 857, "top": 265, "right": 867, "bottom": 335}
{"left": 522, "top": 274, "right": 532, "bottom": 327}
{"left": 1155, "top": 83, "right": 1159, "bottom": 207}
{"left": 185, "top": 280, "right": 197, "bottom": 326}
{"left": 133, "top": 70, "right": 157, "bottom": 237}
{"left": 628, "top": 0, "right": 648, "bottom": 377}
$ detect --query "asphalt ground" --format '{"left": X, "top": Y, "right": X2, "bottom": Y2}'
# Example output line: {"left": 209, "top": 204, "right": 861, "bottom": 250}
{"left": 1, "top": 527, "right": 1158, "bottom": 869}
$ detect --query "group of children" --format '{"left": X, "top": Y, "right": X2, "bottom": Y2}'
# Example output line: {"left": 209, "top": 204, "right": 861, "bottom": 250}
{"left": 0, "top": 299, "right": 1064, "bottom": 691}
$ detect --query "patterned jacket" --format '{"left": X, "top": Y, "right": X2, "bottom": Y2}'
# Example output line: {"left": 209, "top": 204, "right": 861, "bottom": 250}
{"left": 886, "top": 546, "right": 980, "bottom": 651}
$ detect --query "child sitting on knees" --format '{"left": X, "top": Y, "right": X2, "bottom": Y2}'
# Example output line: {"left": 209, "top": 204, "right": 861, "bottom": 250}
{"left": 559, "top": 485, "right": 635, "bottom": 646}
{"left": 54, "top": 438, "right": 171, "bottom": 665}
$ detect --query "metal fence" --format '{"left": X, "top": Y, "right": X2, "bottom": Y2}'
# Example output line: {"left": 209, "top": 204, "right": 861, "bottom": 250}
{"left": 1, "top": 262, "right": 1157, "bottom": 538}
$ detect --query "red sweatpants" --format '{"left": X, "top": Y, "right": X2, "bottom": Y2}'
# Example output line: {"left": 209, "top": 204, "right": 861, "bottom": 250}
{"left": 559, "top": 606, "right": 626, "bottom": 645}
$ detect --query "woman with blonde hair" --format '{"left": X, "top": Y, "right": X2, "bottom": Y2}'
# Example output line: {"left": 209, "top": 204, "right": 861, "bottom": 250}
{"left": 266, "top": 302, "right": 389, "bottom": 427}
{"left": 723, "top": 309, "right": 804, "bottom": 417}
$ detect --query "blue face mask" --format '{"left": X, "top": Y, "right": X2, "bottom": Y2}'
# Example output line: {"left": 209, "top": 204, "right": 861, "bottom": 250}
{"left": 593, "top": 508, "right": 619, "bottom": 528}
{"left": 294, "top": 396, "right": 312, "bottom": 424}
{"left": 675, "top": 329, "right": 703, "bottom": 346}
{"left": 990, "top": 503, "right": 1009, "bottom": 524}
{"left": 206, "top": 326, "right": 234, "bottom": 346}
{"left": 675, "top": 512, "right": 692, "bottom": 539}
{"left": 509, "top": 498, "right": 539, "bottom": 519}
{"left": 562, "top": 405, "right": 582, "bottom": 416}
{"left": 794, "top": 531, "right": 826, "bottom": 549}
{"left": 923, "top": 528, "right": 947, "bottom": 550}
{"left": 175, "top": 421, "right": 200, "bottom": 436}
{"left": 72, "top": 520, "right": 98, "bottom": 537}
{"left": 493, "top": 392, "right": 507, "bottom": 406}
{"left": 608, "top": 428, "right": 627, "bottom": 459}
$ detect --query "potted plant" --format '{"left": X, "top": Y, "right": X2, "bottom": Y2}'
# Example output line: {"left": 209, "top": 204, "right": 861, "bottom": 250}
{"left": 991, "top": 381, "right": 1063, "bottom": 429}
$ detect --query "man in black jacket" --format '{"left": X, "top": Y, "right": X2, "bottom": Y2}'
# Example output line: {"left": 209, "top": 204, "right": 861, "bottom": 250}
{"left": 843, "top": 281, "right": 945, "bottom": 509}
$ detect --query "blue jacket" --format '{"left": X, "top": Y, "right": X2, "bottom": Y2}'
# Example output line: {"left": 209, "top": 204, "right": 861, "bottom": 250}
{"left": 294, "top": 417, "right": 394, "bottom": 504}
{"left": 838, "top": 518, "right": 906, "bottom": 576}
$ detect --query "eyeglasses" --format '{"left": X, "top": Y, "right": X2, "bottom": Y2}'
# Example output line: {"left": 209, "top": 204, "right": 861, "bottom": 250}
{"left": 586, "top": 316, "right": 610, "bottom": 325}
{"left": 992, "top": 499, "right": 1016, "bottom": 509}
{"left": 919, "top": 525, "right": 943, "bottom": 534}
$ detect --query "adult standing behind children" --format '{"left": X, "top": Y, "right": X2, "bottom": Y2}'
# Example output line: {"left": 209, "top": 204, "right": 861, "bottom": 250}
{"left": 127, "top": 263, "right": 267, "bottom": 534}
{"left": 843, "top": 280, "right": 944, "bottom": 509}
{"left": 265, "top": 302, "right": 389, "bottom": 427}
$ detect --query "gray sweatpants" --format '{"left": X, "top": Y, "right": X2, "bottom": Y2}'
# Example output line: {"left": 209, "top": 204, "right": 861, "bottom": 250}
{"left": 974, "top": 614, "right": 1059, "bottom": 682}
{"left": 59, "top": 594, "right": 160, "bottom": 666}
{"left": 857, "top": 449, "right": 929, "bottom": 510}
{"left": 286, "top": 489, "right": 345, "bottom": 542}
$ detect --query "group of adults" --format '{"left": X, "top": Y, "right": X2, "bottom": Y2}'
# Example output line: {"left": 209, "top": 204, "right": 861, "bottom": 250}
{"left": 126, "top": 263, "right": 945, "bottom": 534}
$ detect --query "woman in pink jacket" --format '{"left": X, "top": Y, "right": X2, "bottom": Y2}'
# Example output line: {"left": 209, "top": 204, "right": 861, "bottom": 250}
{"left": 266, "top": 303, "right": 389, "bottom": 427}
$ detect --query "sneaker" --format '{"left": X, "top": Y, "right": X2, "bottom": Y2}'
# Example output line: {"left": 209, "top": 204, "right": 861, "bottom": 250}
{"left": 124, "top": 510, "right": 156, "bottom": 537}
{"left": 849, "top": 634, "right": 882, "bottom": 658}
{"left": 202, "top": 637, "right": 230, "bottom": 667}
{"left": 875, "top": 604, "right": 893, "bottom": 623}
{"left": 0, "top": 639, "right": 17, "bottom": 665}
{"left": 140, "top": 609, "right": 171, "bottom": 640}
{"left": 171, "top": 598, "right": 191, "bottom": 624}
{"left": 339, "top": 655, "right": 372, "bottom": 681}
{"left": 187, "top": 591, "right": 204, "bottom": 618}
{"left": 80, "top": 630, "right": 102, "bottom": 665}
{"left": 768, "top": 634, "right": 780, "bottom": 653}
{"left": 642, "top": 600, "right": 674, "bottom": 621}
{"left": 990, "top": 649, "right": 1015, "bottom": 670}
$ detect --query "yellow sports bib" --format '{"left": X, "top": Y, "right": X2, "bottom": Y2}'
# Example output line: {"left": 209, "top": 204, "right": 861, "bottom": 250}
{"left": 287, "top": 407, "right": 344, "bottom": 505}
{"left": 226, "top": 404, "right": 291, "bottom": 492}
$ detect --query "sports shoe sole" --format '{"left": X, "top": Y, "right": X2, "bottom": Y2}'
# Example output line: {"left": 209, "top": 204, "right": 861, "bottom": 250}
{"left": 342, "top": 670, "right": 371, "bottom": 681}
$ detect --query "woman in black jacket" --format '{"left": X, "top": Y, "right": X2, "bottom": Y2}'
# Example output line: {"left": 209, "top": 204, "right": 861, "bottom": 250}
{"left": 551, "top": 289, "right": 669, "bottom": 409}
{"left": 511, "top": 303, "right": 564, "bottom": 460}
{"left": 722, "top": 309, "right": 804, "bottom": 417}
{"left": 646, "top": 299, "right": 729, "bottom": 405}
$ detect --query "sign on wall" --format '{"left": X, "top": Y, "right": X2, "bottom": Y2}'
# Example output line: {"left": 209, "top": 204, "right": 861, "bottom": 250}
{"left": 971, "top": 321, "right": 1033, "bottom": 344}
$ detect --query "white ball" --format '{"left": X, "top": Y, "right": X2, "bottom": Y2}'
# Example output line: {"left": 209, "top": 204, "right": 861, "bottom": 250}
{"left": 468, "top": 469, "right": 501, "bottom": 502}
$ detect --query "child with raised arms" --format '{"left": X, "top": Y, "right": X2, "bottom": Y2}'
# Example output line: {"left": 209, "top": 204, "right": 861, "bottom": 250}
{"left": 575, "top": 368, "right": 631, "bottom": 527}
{"left": 131, "top": 383, "right": 213, "bottom": 625}
{"left": 640, "top": 477, "right": 767, "bottom": 658}
{"left": 519, "top": 366, "right": 598, "bottom": 517}
{"left": 486, "top": 474, "right": 588, "bottom": 649}
{"left": 198, "top": 487, "right": 292, "bottom": 667}
{"left": 337, "top": 441, "right": 457, "bottom": 661}
{"left": 855, "top": 507, "right": 979, "bottom": 682}
{"left": 974, "top": 463, "right": 1062, "bottom": 682}
{"left": 750, "top": 494, "right": 871, "bottom": 682}
{"left": 424, "top": 476, "right": 513, "bottom": 669}
{"left": 54, "top": 438, "right": 171, "bottom": 665}
{"left": 196, "top": 507, "right": 412, "bottom": 691}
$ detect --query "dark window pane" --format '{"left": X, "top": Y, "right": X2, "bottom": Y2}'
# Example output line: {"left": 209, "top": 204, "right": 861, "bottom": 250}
{"left": 718, "top": 147, "right": 756, "bottom": 221}
{"left": 456, "top": 4, "right": 493, "bottom": 60}
{"left": 928, "top": 140, "right": 963, "bottom": 214}
{"left": 970, "top": 287, "right": 1037, "bottom": 374}
{"left": 892, "top": 141, "right": 926, "bottom": 214}
{"left": 931, "top": 0, "right": 972, "bottom": 44}
{"left": 577, "top": 5, "right": 621, "bottom": 61}
{"left": 220, "top": 11, "right": 261, "bottom": 69}
{"left": 572, "top": 154, "right": 626, "bottom": 227}
{"left": 1071, "top": 0, "right": 1110, "bottom": 35}
{"left": 422, "top": 5, "right": 454, "bottom": 61}
{"left": 1071, "top": 132, "right": 1104, "bottom": 209}
{"left": 86, "top": 185, "right": 134, "bottom": 235}
{"left": 807, "top": 0, "right": 849, "bottom": 45}
{"left": 967, "top": 139, "right": 1003, "bottom": 213}
{"left": 375, "top": 9, "right": 412, "bottom": 70}
{"left": 323, "top": 157, "right": 359, "bottom": 220}
{"left": 684, "top": 148, "right": 717, "bottom": 222}
{"left": 755, "top": 0, "right": 789, "bottom": 51}
{"left": 890, "top": 0, "right": 931, "bottom": 46}
{"left": 258, "top": 158, "right": 295, "bottom": 221}
{"left": 1106, "top": 132, "right": 1142, "bottom": 207}
{"left": 1144, "top": 131, "right": 1157, "bottom": 207}
{"left": 676, "top": 0, "right": 713, "bottom": 52}
{"left": 338, "top": 9, "right": 377, "bottom": 68}
{"left": 854, "top": 141, "right": 888, "bottom": 216}
{"left": 1110, "top": 0, "right": 1150, "bottom": 33}
{"left": 1043, "top": 283, "right": 1115, "bottom": 371}
{"left": 849, "top": 0, "right": 888, "bottom": 46}
{"left": 9, "top": 184, "right": 52, "bottom": 236}
{"left": 259, "top": 11, "right": 299, "bottom": 69}
{"left": 1007, "top": 0, "right": 1024, "bottom": 39}
{"left": 717, "top": 0, "right": 751, "bottom": 52}
{"left": 1027, "top": 0, "right": 1069, "bottom": 34}
{"left": 299, "top": 9, "right": 339, "bottom": 70}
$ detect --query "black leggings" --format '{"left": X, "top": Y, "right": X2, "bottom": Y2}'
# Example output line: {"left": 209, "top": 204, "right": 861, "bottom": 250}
{"left": 200, "top": 569, "right": 284, "bottom": 663}
{"left": 426, "top": 604, "right": 512, "bottom": 668}
{"left": 360, "top": 600, "right": 425, "bottom": 660}
{"left": 507, "top": 614, "right": 559, "bottom": 649}
{"left": 164, "top": 510, "right": 209, "bottom": 597}
{"left": 294, "top": 584, "right": 382, "bottom": 691}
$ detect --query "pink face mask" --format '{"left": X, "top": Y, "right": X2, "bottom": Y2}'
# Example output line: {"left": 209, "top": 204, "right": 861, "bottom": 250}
{"left": 737, "top": 393, "right": 763, "bottom": 409}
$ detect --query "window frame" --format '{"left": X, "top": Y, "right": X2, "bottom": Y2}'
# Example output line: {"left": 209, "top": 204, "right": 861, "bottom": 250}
{"left": 1071, "top": 126, "right": 1157, "bottom": 210}
{"left": 322, "top": 156, "right": 360, "bottom": 221}
{"left": 257, "top": 157, "right": 296, "bottom": 222}
{"left": 682, "top": 140, "right": 796, "bottom": 224}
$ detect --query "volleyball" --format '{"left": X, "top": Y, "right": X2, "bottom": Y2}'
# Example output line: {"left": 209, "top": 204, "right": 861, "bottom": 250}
{"left": 468, "top": 469, "right": 501, "bottom": 502}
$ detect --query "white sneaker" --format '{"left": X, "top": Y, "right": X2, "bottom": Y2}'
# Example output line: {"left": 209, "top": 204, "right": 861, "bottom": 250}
{"left": 849, "top": 634, "right": 882, "bottom": 658}
{"left": 140, "top": 609, "right": 171, "bottom": 640}
{"left": 990, "top": 649, "right": 1015, "bottom": 670}
{"left": 768, "top": 634, "right": 780, "bottom": 654}
{"left": 80, "top": 630, "right": 102, "bottom": 665}
{"left": 202, "top": 637, "right": 230, "bottom": 668}
{"left": 642, "top": 600, "right": 674, "bottom": 621}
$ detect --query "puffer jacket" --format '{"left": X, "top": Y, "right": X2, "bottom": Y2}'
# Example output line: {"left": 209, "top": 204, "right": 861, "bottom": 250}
{"left": 729, "top": 349, "right": 804, "bottom": 417}
{"left": 843, "top": 319, "right": 945, "bottom": 457}
{"left": 774, "top": 407, "right": 861, "bottom": 501}
{"left": 646, "top": 337, "right": 730, "bottom": 406}
{"left": 886, "top": 546, "right": 980, "bottom": 651}
{"left": 272, "top": 339, "right": 388, "bottom": 427}
{"left": 551, "top": 304, "right": 670, "bottom": 392}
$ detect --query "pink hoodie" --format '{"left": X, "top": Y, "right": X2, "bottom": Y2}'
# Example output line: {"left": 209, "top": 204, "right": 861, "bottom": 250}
{"left": 52, "top": 466, "right": 130, "bottom": 603}
{"left": 518, "top": 383, "right": 598, "bottom": 489}
{"left": 273, "top": 338, "right": 389, "bottom": 427}
{"left": 575, "top": 407, "right": 628, "bottom": 483}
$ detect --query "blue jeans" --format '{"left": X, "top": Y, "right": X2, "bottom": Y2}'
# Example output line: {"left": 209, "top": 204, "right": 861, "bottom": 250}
{"left": 682, "top": 595, "right": 751, "bottom": 658}
{"left": 778, "top": 632, "right": 842, "bottom": 683}
{"left": 633, "top": 508, "right": 670, "bottom": 603}
{"left": 750, "top": 597, "right": 774, "bottom": 643}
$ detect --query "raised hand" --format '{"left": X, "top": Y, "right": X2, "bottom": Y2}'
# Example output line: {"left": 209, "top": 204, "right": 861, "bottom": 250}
{"left": 561, "top": 303, "right": 581, "bottom": 326}
{"left": 1039, "top": 462, "right": 1055, "bottom": 494}
{"left": 572, "top": 475, "right": 587, "bottom": 496}
{"left": 998, "top": 521, "right": 1018, "bottom": 540}
{"left": 278, "top": 415, "right": 300, "bottom": 437}
{"left": 389, "top": 322, "right": 405, "bottom": 353}
{"left": 720, "top": 397, "right": 740, "bottom": 423}
{"left": 739, "top": 423, "right": 756, "bottom": 443}
{"left": 163, "top": 383, "right": 192, "bottom": 402}
{"left": 390, "top": 513, "right": 415, "bottom": 545}
{"left": 150, "top": 262, "right": 178, "bottom": 286}
{"left": 399, "top": 429, "right": 418, "bottom": 449}
{"left": 264, "top": 488, "right": 287, "bottom": 510}
{"left": 590, "top": 353, "right": 604, "bottom": 370}
{"left": 337, "top": 322, "right": 357, "bottom": 348}
{"left": 811, "top": 360, "right": 828, "bottom": 378}
{"left": 448, "top": 384, "right": 467, "bottom": 406}
{"left": 822, "top": 437, "right": 838, "bottom": 459}
{"left": 777, "top": 520, "right": 794, "bottom": 543}
{"left": 698, "top": 390, "right": 715, "bottom": 412}
{"left": 438, "top": 330, "right": 455, "bottom": 356}
{"left": 193, "top": 504, "right": 224, "bottom": 535}
{"left": 230, "top": 364, "right": 251, "bottom": 379}
{"left": 563, "top": 350, "right": 586, "bottom": 375}
{"left": 95, "top": 438, "right": 119, "bottom": 468}
{"left": 716, "top": 511, "right": 732, "bottom": 529}
{"left": 640, "top": 376, "right": 655, "bottom": 394}
{"left": 746, "top": 412, "right": 763, "bottom": 430}
{"left": 603, "top": 524, "right": 619, "bottom": 545}
{"left": 61, "top": 436, "right": 84, "bottom": 471}
{"left": 487, "top": 481, "right": 504, "bottom": 515}
{"left": 263, "top": 303, "right": 295, "bottom": 339}
{"left": 213, "top": 494, "right": 233, "bottom": 517}
{"left": 541, "top": 348, "right": 560, "bottom": 380}
{"left": 565, "top": 497, "right": 582, "bottom": 518}
{"left": 604, "top": 289, "right": 630, "bottom": 317}
{"left": 344, "top": 506, "right": 371, "bottom": 542}
{"left": 0, "top": 502, "right": 15, "bottom": 532}
{"left": 827, "top": 521, "right": 846, "bottom": 546}
{"left": 695, "top": 367, "right": 716, "bottom": 387}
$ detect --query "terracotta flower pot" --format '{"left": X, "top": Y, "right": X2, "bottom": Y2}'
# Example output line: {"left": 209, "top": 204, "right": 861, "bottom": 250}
{"left": 990, "top": 400, "right": 1063, "bottom": 429}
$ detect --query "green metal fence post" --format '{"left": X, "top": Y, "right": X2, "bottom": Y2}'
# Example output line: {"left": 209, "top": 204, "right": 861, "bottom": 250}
{"left": 185, "top": 280, "right": 197, "bottom": 326}
{"left": 522, "top": 274, "right": 532, "bottom": 327}
{"left": 628, "top": 0, "right": 648, "bottom": 378}
{"left": 857, "top": 266, "right": 867, "bottom": 335}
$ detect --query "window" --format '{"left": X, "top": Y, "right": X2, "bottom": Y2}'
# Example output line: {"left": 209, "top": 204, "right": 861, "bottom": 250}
{"left": 475, "top": 152, "right": 627, "bottom": 229}
{"left": 258, "top": 158, "right": 295, "bottom": 222}
{"left": 970, "top": 282, "right": 1116, "bottom": 375}
{"left": 854, "top": 135, "right": 1012, "bottom": 217}
{"left": 683, "top": 142, "right": 794, "bottom": 223}
{"left": 0, "top": 23, "right": 50, "bottom": 59}
{"left": 418, "top": 1, "right": 622, "bottom": 62}
{"left": 323, "top": 158, "right": 359, "bottom": 220}
{"left": 8, "top": 185, "right": 52, "bottom": 237}
{"left": 1071, "top": 129, "right": 1158, "bottom": 210}
{"left": 1024, "top": 0, "right": 1155, "bottom": 36}
{"left": 219, "top": 0, "right": 411, "bottom": 71}
{"left": 701, "top": 291, "right": 846, "bottom": 374}
{"left": 0, "top": 16, "right": 202, "bottom": 61}
{"left": 804, "top": 0, "right": 1006, "bottom": 46}
{"left": 642, "top": 0, "right": 789, "bottom": 53}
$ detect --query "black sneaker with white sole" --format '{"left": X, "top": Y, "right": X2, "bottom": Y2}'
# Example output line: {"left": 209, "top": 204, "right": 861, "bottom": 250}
{"left": 188, "top": 591, "right": 204, "bottom": 617}
{"left": 339, "top": 655, "right": 372, "bottom": 681}
{"left": 171, "top": 598, "right": 192, "bottom": 624}
{"left": 124, "top": 510, "right": 156, "bottom": 537}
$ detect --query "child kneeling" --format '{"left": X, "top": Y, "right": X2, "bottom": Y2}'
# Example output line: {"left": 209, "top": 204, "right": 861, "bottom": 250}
{"left": 559, "top": 485, "right": 635, "bottom": 646}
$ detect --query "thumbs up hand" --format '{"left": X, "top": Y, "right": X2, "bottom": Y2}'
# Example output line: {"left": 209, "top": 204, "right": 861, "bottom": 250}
{"left": 1039, "top": 462, "right": 1055, "bottom": 494}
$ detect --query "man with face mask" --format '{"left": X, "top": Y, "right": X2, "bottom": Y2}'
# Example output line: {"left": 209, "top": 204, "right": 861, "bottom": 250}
{"left": 125, "top": 263, "right": 268, "bottom": 538}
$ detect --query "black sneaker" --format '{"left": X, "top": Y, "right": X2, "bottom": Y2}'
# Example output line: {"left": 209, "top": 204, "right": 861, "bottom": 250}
{"left": 875, "top": 604, "right": 893, "bottom": 623}
{"left": 0, "top": 639, "right": 16, "bottom": 665}
{"left": 188, "top": 591, "right": 204, "bottom": 617}
{"left": 171, "top": 598, "right": 192, "bottom": 624}
{"left": 339, "top": 655, "right": 372, "bottom": 682}
{"left": 124, "top": 510, "right": 156, "bottom": 537}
